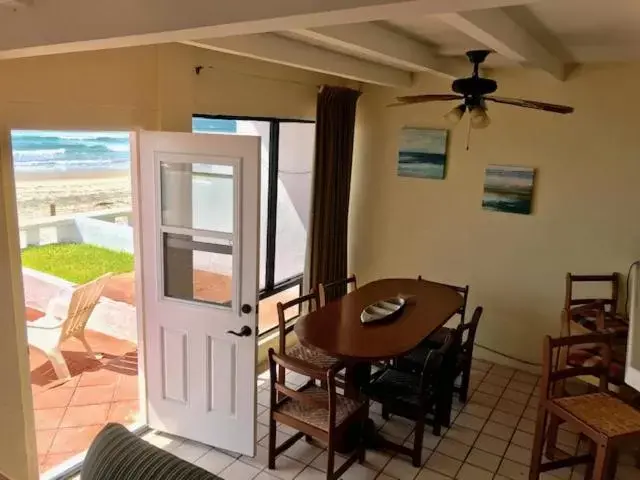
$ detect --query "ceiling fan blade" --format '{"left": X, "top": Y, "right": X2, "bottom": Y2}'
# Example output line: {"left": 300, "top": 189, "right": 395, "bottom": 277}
{"left": 485, "top": 96, "right": 574, "bottom": 114}
{"left": 392, "top": 94, "right": 463, "bottom": 106}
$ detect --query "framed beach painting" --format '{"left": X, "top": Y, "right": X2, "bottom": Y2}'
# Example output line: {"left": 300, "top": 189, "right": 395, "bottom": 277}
{"left": 482, "top": 165, "right": 535, "bottom": 215}
{"left": 397, "top": 127, "right": 447, "bottom": 180}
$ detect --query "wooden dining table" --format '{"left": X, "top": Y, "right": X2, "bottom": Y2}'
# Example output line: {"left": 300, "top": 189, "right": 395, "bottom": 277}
{"left": 294, "top": 278, "right": 464, "bottom": 449}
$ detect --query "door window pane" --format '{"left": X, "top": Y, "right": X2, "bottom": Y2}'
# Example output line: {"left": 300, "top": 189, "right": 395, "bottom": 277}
{"left": 192, "top": 117, "right": 270, "bottom": 289}
{"left": 274, "top": 122, "right": 315, "bottom": 283}
{"left": 163, "top": 232, "right": 233, "bottom": 307}
{"left": 160, "top": 161, "right": 234, "bottom": 234}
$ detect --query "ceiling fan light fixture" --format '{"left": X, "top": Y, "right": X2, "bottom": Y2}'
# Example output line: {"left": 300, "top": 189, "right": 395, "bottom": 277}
{"left": 444, "top": 104, "right": 466, "bottom": 125}
{"left": 469, "top": 106, "right": 491, "bottom": 129}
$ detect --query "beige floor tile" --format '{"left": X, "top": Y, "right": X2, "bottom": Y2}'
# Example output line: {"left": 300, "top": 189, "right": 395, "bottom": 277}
{"left": 517, "top": 418, "right": 536, "bottom": 434}
{"left": 239, "top": 444, "right": 270, "bottom": 470}
{"left": 267, "top": 455, "right": 306, "bottom": 480}
{"left": 490, "top": 410, "right": 520, "bottom": 428}
{"left": 311, "top": 451, "right": 347, "bottom": 473}
{"left": 490, "top": 366, "right": 515, "bottom": 379}
{"left": 511, "top": 430, "right": 534, "bottom": 450}
{"left": 476, "top": 382, "right": 505, "bottom": 397}
{"left": 512, "top": 371, "right": 539, "bottom": 385}
{"left": 219, "top": 460, "right": 261, "bottom": 480}
{"left": 436, "top": 438, "right": 470, "bottom": 462}
{"left": 339, "top": 463, "right": 378, "bottom": 480}
{"left": 382, "top": 456, "right": 421, "bottom": 479}
{"left": 194, "top": 448, "right": 237, "bottom": 475}
{"left": 508, "top": 379, "right": 536, "bottom": 394}
{"left": 465, "top": 448, "right": 501, "bottom": 473}
{"left": 483, "top": 374, "right": 510, "bottom": 388}
{"left": 497, "top": 459, "right": 529, "bottom": 479}
{"left": 474, "top": 433, "right": 509, "bottom": 456}
{"left": 462, "top": 403, "right": 492, "bottom": 420}
{"left": 455, "top": 462, "right": 493, "bottom": 480}
{"left": 415, "top": 468, "right": 452, "bottom": 479}
{"left": 444, "top": 425, "right": 479, "bottom": 447}
{"left": 283, "top": 440, "right": 324, "bottom": 464}
{"left": 425, "top": 453, "right": 462, "bottom": 478}
{"left": 505, "top": 444, "right": 531, "bottom": 466}
{"left": 294, "top": 466, "right": 326, "bottom": 480}
{"left": 501, "top": 389, "right": 530, "bottom": 405}
{"left": 482, "top": 421, "right": 515, "bottom": 441}
{"left": 454, "top": 413, "right": 486, "bottom": 432}
{"left": 470, "top": 392, "right": 499, "bottom": 408}
{"left": 495, "top": 398, "right": 526, "bottom": 416}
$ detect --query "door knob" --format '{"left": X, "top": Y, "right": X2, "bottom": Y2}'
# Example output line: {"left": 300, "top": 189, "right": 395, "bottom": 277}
{"left": 241, "top": 304, "right": 252, "bottom": 314}
{"left": 226, "top": 325, "right": 252, "bottom": 337}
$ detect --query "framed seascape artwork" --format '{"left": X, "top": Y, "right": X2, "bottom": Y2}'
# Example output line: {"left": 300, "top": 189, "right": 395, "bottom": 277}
{"left": 482, "top": 165, "right": 535, "bottom": 215}
{"left": 397, "top": 127, "right": 447, "bottom": 180}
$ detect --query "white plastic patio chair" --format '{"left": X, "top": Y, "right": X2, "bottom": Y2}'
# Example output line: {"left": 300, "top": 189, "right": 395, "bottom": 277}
{"left": 27, "top": 272, "right": 113, "bottom": 380}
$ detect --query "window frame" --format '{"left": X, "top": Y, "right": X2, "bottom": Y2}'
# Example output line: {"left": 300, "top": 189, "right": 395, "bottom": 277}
{"left": 192, "top": 114, "right": 315, "bottom": 336}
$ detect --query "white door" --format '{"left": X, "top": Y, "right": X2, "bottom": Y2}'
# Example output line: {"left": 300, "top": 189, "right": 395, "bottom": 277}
{"left": 136, "top": 131, "right": 260, "bottom": 455}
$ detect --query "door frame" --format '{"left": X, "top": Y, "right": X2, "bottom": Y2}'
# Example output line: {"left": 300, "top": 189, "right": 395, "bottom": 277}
{"left": 0, "top": 124, "right": 149, "bottom": 480}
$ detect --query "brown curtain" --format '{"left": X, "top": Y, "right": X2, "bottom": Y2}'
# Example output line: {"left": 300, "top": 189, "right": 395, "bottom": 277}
{"left": 308, "top": 85, "right": 361, "bottom": 293}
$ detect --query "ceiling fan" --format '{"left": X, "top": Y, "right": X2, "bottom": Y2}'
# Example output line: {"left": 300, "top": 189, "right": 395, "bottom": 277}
{"left": 392, "top": 50, "right": 574, "bottom": 129}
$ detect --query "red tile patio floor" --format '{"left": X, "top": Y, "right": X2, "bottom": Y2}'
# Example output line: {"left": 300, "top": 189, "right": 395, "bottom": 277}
{"left": 28, "top": 272, "right": 297, "bottom": 474}
{"left": 27, "top": 307, "right": 140, "bottom": 474}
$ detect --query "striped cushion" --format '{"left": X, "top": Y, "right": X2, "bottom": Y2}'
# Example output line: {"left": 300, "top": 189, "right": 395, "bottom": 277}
{"left": 81, "top": 423, "right": 220, "bottom": 480}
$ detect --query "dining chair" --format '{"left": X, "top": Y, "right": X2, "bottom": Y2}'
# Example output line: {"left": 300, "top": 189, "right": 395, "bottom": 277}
{"left": 414, "top": 275, "right": 469, "bottom": 345}
{"left": 27, "top": 272, "right": 113, "bottom": 380}
{"left": 529, "top": 333, "right": 640, "bottom": 480}
{"left": 267, "top": 349, "right": 367, "bottom": 480}
{"left": 318, "top": 274, "right": 357, "bottom": 307}
{"left": 564, "top": 272, "right": 627, "bottom": 334}
{"left": 398, "top": 306, "right": 483, "bottom": 405}
{"left": 361, "top": 329, "right": 459, "bottom": 467}
{"left": 276, "top": 291, "right": 341, "bottom": 389}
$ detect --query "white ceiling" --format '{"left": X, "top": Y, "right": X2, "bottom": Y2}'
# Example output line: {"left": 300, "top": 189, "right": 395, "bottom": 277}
{"left": 0, "top": 0, "right": 638, "bottom": 86}
{"left": 193, "top": 0, "right": 640, "bottom": 84}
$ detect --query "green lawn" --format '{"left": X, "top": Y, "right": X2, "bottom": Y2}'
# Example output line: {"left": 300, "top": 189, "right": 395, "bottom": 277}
{"left": 22, "top": 243, "right": 134, "bottom": 284}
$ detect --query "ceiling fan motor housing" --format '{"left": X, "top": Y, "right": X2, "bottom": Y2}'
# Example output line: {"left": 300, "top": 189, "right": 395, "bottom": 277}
{"left": 452, "top": 77, "right": 498, "bottom": 97}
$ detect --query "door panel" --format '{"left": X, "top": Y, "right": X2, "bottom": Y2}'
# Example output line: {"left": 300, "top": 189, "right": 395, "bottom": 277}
{"left": 136, "top": 131, "right": 260, "bottom": 455}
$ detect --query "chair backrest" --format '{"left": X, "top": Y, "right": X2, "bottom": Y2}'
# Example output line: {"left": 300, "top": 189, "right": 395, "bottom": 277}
{"left": 268, "top": 348, "right": 339, "bottom": 429}
{"left": 419, "top": 327, "right": 460, "bottom": 394}
{"left": 60, "top": 273, "right": 113, "bottom": 341}
{"left": 276, "top": 291, "right": 319, "bottom": 355}
{"left": 564, "top": 273, "right": 620, "bottom": 314}
{"left": 417, "top": 275, "right": 470, "bottom": 324}
{"left": 540, "top": 332, "right": 614, "bottom": 401}
{"left": 318, "top": 274, "right": 357, "bottom": 307}
{"left": 460, "top": 306, "right": 483, "bottom": 359}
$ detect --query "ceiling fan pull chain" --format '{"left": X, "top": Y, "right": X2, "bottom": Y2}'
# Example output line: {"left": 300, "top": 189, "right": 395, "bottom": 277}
{"left": 466, "top": 116, "right": 472, "bottom": 151}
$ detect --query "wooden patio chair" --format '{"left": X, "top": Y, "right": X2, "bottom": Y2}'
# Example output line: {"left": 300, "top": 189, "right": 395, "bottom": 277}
{"left": 267, "top": 349, "right": 367, "bottom": 480}
{"left": 27, "top": 272, "right": 113, "bottom": 380}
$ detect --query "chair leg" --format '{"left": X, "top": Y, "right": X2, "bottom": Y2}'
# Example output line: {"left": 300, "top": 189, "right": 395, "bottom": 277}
{"left": 46, "top": 346, "right": 71, "bottom": 380}
{"left": 413, "top": 417, "right": 425, "bottom": 468}
{"left": 381, "top": 404, "right": 390, "bottom": 420}
{"left": 459, "top": 363, "right": 471, "bottom": 403}
{"left": 326, "top": 437, "right": 335, "bottom": 480}
{"left": 528, "top": 406, "right": 549, "bottom": 480}
{"left": 545, "top": 415, "right": 561, "bottom": 460}
{"left": 77, "top": 332, "right": 103, "bottom": 360}
{"left": 267, "top": 415, "right": 277, "bottom": 470}
{"left": 592, "top": 442, "right": 614, "bottom": 480}
{"left": 357, "top": 412, "right": 366, "bottom": 464}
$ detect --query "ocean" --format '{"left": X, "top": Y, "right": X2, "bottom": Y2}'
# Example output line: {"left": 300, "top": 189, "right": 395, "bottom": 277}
{"left": 12, "top": 130, "right": 131, "bottom": 175}
{"left": 12, "top": 119, "right": 236, "bottom": 176}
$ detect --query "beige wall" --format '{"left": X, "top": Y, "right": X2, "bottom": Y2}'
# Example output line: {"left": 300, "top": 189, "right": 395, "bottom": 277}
{"left": 350, "top": 62, "right": 640, "bottom": 368}
{"left": 0, "top": 43, "right": 343, "bottom": 480}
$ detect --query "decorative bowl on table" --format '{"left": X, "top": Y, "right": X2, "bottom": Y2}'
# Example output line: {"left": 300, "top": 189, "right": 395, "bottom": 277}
{"left": 360, "top": 296, "right": 406, "bottom": 325}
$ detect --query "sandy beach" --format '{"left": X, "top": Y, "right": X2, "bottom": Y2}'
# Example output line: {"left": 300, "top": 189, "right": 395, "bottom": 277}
{"left": 16, "top": 171, "right": 132, "bottom": 221}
